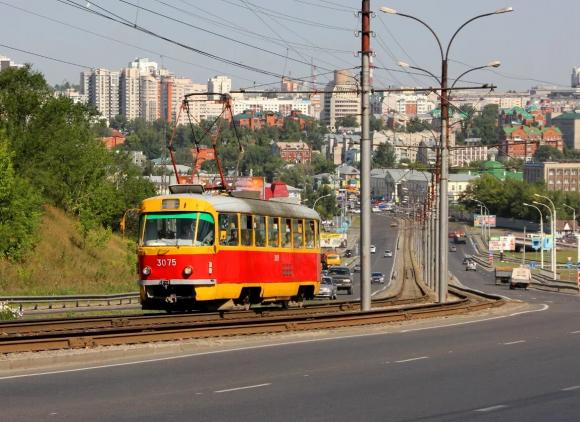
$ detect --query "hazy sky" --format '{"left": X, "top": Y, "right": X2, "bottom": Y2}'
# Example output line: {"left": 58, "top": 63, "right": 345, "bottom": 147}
{"left": 0, "top": 0, "right": 578, "bottom": 92}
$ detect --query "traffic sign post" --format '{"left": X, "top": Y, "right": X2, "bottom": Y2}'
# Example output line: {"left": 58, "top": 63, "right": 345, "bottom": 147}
{"left": 488, "top": 252, "right": 493, "bottom": 266}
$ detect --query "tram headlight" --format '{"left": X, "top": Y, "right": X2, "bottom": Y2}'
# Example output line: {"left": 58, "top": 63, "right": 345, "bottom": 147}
{"left": 183, "top": 266, "right": 192, "bottom": 276}
{"left": 142, "top": 266, "right": 151, "bottom": 276}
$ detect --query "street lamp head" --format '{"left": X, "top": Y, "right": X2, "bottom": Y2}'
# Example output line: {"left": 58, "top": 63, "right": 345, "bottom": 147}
{"left": 533, "top": 193, "right": 541, "bottom": 198}
{"left": 397, "top": 61, "right": 410, "bottom": 68}
{"left": 380, "top": 6, "right": 398, "bottom": 14}
{"left": 487, "top": 60, "right": 501, "bottom": 68}
{"left": 523, "top": 202, "right": 530, "bottom": 206}
{"left": 495, "top": 7, "right": 514, "bottom": 14}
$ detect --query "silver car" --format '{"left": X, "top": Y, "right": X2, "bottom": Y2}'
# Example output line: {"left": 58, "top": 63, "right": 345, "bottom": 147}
{"left": 371, "top": 272, "right": 385, "bottom": 284}
{"left": 316, "top": 276, "right": 338, "bottom": 300}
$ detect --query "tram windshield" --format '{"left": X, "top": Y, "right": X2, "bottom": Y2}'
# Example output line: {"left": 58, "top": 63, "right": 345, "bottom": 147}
{"left": 142, "top": 212, "right": 215, "bottom": 246}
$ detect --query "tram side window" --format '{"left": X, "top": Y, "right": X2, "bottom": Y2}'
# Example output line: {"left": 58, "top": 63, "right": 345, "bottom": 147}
{"left": 305, "top": 219, "right": 315, "bottom": 249}
{"left": 268, "top": 216, "right": 280, "bottom": 247}
{"left": 254, "top": 215, "right": 266, "bottom": 247}
{"left": 240, "top": 214, "right": 253, "bottom": 246}
{"left": 293, "top": 219, "right": 304, "bottom": 249}
{"left": 219, "top": 213, "right": 239, "bottom": 246}
{"left": 283, "top": 218, "right": 292, "bottom": 248}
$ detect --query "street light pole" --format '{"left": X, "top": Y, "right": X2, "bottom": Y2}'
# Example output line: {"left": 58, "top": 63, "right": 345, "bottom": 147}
{"left": 381, "top": 5, "right": 513, "bottom": 303}
{"left": 313, "top": 193, "right": 332, "bottom": 210}
{"left": 535, "top": 194, "right": 557, "bottom": 280}
{"left": 524, "top": 202, "right": 544, "bottom": 270}
{"left": 534, "top": 200, "right": 555, "bottom": 278}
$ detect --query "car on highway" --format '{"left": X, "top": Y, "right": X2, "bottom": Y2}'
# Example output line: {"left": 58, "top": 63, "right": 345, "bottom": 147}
{"left": 384, "top": 250, "right": 393, "bottom": 257}
{"left": 462, "top": 255, "right": 473, "bottom": 264}
{"left": 344, "top": 249, "right": 353, "bottom": 258}
{"left": 327, "top": 266, "right": 353, "bottom": 295}
{"left": 371, "top": 272, "right": 385, "bottom": 284}
{"left": 370, "top": 245, "right": 376, "bottom": 253}
{"left": 325, "top": 253, "right": 341, "bottom": 266}
{"left": 316, "top": 276, "right": 338, "bottom": 299}
{"left": 390, "top": 222, "right": 398, "bottom": 227}
{"left": 353, "top": 263, "right": 361, "bottom": 272}
{"left": 465, "top": 260, "right": 477, "bottom": 271}
{"left": 372, "top": 206, "right": 380, "bottom": 213}
{"left": 449, "top": 245, "right": 457, "bottom": 252}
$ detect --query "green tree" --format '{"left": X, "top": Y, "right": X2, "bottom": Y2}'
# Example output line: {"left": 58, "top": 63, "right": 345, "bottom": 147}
{"left": 534, "top": 145, "right": 564, "bottom": 162}
{"left": 406, "top": 118, "right": 432, "bottom": 133}
{"left": 372, "top": 142, "right": 396, "bottom": 168}
{"left": 335, "top": 115, "right": 358, "bottom": 128}
{"left": 471, "top": 104, "right": 500, "bottom": 144}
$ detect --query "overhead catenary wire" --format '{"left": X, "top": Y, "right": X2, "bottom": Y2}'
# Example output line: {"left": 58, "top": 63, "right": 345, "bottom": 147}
{"left": 0, "top": 42, "right": 91, "bottom": 69}
{"left": 56, "top": 0, "right": 308, "bottom": 81}
{"left": 0, "top": 1, "right": 255, "bottom": 83}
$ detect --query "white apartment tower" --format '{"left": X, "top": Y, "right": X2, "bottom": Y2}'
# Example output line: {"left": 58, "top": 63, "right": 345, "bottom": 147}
{"left": 572, "top": 67, "right": 580, "bottom": 88}
{"left": 208, "top": 75, "right": 231, "bottom": 99}
{"left": 88, "top": 68, "right": 119, "bottom": 122}
{"left": 322, "top": 70, "right": 361, "bottom": 130}
{"left": 120, "top": 67, "right": 141, "bottom": 120}
{"left": 140, "top": 74, "right": 160, "bottom": 122}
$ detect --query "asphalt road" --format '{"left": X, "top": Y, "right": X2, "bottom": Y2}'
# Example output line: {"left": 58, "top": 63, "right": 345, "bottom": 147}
{"left": 347, "top": 212, "right": 399, "bottom": 299}
{"left": 3, "top": 232, "right": 580, "bottom": 421}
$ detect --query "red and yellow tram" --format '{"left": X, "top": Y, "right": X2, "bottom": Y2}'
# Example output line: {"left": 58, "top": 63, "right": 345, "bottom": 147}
{"left": 137, "top": 189, "right": 321, "bottom": 310}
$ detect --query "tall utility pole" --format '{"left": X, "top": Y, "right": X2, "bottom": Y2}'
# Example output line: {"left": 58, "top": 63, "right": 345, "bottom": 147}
{"left": 438, "top": 61, "right": 449, "bottom": 303}
{"left": 359, "top": 0, "right": 372, "bottom": 311}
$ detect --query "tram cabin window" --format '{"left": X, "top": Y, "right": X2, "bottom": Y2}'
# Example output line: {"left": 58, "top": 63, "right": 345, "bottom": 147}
{"left": 240, "top": 214, "right": 253, "bottom": 246}
{"left": 293, "top": 219, "right": 304, "bottom": 248}
{"left": 195, "top": 213, "right": 215, "bottom": 246}
{"left": 254, "top": 215, "right": 266, "bottom": 247}
{"left": 219, "top": 213, "right": 239, "bottom": 246}
{"left": 283, "top": 218, "right": 292, "bottom": 248}
{"left": 268, "top": 216, "right": 280, "bottom": 247}
{"left": 305, "top": 220, "right": 315, "bottom": 248}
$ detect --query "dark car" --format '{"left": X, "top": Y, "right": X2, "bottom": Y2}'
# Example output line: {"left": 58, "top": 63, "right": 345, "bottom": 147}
{"left": 344, "top": 249, "right": 353, "bottom": 258}
{"left": 371, "top": 272, "right": 385, "bottom": 284}
{"left": 327, "top": 266, "right": 353, "bottom": 295}
{"left": 353, "top": 263, "right": 361, "bottom": 273}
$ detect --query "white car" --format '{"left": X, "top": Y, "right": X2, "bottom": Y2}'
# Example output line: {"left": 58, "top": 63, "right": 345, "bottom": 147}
{"left": 384, "top": 250, "right": 392, "bottom": 257}
{"left": 370, "top": 245, "right": 376, "bottom": 253}
{"left": 372, "top": 206, "right": 380, "bottom": 213}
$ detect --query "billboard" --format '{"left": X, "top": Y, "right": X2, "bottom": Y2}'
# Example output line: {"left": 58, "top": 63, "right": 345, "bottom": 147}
{"left": 320, "top": 232, "right": 347, "bottom": 248}
{"left": 474, "top": 214, "right": 497, "bottom": 228}
{"left": 488, "top": 235, "right": 515, "bottom": 251}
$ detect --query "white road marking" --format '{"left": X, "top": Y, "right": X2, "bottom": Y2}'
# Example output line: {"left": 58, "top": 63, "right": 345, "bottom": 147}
{"left": 503, "top": 340, "right": 526, "bottom": 345}
{"left": 474, "top": 404, "right": 508, "bottom": 412}
{"left": 562, "top": 385, "right": 580, "bottom": 391}
{"left": 0, "top": 304, "right": 550, "bottom": 381}
{"left": 214, "top": 383, "right": 271, "bottom": 393}
{"left": 395, "top": 356, "right": 429, "bottom": 363}
{"left": 570, "top": 330, "right": 580, "bottom": 334}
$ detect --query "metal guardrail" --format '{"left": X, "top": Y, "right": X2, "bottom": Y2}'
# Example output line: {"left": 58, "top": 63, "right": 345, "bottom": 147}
{"left": 1, "top": 293, "right": 140, "bottom": 313}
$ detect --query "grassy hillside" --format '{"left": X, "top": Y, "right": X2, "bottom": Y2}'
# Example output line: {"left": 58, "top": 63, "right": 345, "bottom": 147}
{"left": 0, "top": 206, "right": 137, "bottom": 295}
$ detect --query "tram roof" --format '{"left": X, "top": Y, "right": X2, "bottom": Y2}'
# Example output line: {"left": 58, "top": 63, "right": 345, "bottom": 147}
{"left": 149, "top": 193, "right": 321, "bottom": 220}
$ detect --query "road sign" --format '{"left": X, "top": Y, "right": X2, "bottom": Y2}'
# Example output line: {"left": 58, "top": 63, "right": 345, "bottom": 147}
{"left": 566, "top": 261, "right": 573, "bottom": 269}
{"left": 577, "top": 262, "right": 580, "bottom": 270}
{"left": 529, "top": 261, "right": 537, "bottom": 269}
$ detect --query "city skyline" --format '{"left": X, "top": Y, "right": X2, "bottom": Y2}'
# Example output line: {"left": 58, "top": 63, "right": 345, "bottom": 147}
{"left": 0, "top": 0, "right": 579, "bottom": 92}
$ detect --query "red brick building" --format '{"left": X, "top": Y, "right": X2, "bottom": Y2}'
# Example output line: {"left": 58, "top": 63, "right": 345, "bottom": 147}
{"left": 273, "top": 141, "right": 312, "bottom": 164}
{"left": 101, "top": 129, "right": 125, "bottom": 150}
{"left": 500, "top": 125, "right": 563, "bottom": 160}
{"left": 234, "top": 110, "right": 312, "bottom": 130}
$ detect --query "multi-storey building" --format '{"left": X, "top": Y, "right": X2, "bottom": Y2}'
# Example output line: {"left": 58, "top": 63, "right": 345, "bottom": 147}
{"left": 208, "top": 75, "right": 231, "bottom": 100}
{"left": 139, "top": 74, "right": 160, "bottom": 121}
{"left": 0, "top": 55, "right": 23, "bottom": 71}
{"left": 273, "top": 141, "right": 312, "bottom": 164}
{"left": 322, "top": 70, "right": 360, "bottom": 130}
{"left": 524, "top": 161, "right": 580, "bottom": 192}
{"left": 450, "top": 145, "right": 489, "bottom": 167}
{"left": 552, "top": 111, "right": 580, "bottom": 149}
{"left": 119, "top": 67, "right": 141, "bottom": 120}
{"left": 160, "top": 76, "right": 206, "bottom": 125}
{"left": 500, "top": 125, "right": 564, "bottom": 160}
{"left": 232, "top": 96, "right": 310, "bottom": 116}
{"left": 88, "top": 68, "right": 119, "bottom": 123}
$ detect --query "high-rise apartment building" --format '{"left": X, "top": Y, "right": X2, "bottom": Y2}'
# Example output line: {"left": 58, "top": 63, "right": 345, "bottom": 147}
{"left": 322, "top": 70, "right": 361, "bottom": 130}
{"left": 120, "top": 67, "right": 141, "bottom": 120}
{"left": 161, "top": 76, "right": 206, "bottom": 125}
{"left": 208, "top": 75, "right": 231, "bottom": 99}
{"left": 140, "top": 74, "right": 160, "bottom": 122}
{"left": 88, "top": 68, "right": 119, "bottom": 122}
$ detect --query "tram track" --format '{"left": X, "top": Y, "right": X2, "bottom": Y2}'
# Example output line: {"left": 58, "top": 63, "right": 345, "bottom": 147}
{"left": 0, "top": 224, "right": 507, "bottom": 355}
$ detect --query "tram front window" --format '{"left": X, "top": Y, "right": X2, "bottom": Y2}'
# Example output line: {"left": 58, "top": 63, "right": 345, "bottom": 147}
{"left": 142, "top": 212, "right": 215, "bottom": 246}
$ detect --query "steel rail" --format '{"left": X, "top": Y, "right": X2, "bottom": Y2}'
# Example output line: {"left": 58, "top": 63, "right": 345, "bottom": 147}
{"left": 0, "top": 291, "right": 504, "bottom": 354}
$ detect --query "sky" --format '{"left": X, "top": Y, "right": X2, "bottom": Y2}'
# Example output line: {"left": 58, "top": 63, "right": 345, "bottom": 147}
{"left": 0, "top": 0, "right": 578, "bottom": 92}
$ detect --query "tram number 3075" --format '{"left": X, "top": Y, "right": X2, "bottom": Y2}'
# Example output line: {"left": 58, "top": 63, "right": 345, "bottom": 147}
{"left": 156, "top": 258, "right": 177, "bottom": 267}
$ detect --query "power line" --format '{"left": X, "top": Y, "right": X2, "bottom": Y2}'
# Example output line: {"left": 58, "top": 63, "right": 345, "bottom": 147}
{"left": 0, "top": 1, "right": 254, "bottom": 83}
{"left": 292, "top": 0, "right": 353, "bottom": 13}
{"left": 0, "top": 42, "right": 91, "bottom": 69}
{"left": 117, "top": 0, "right": 333, "bottom": 71}
{"left": 56, "top": 0, "right": 307, "bottom": 81}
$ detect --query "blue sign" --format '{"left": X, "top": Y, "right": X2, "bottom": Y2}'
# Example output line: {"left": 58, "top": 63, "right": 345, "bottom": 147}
{"left": 529, "top": 261, "right": 537, "bottom": 269}
{"left": 531, "top": 238, "right": 541, "bottom": 251}
{"left": 577, "top": 263, "right": 580, "bottom": 270}
{"left": 566, "top": 261, "right": 573, "bottom": 269}
{"left": 543, "top": 236, "right": 553, "bottom": 250}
